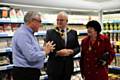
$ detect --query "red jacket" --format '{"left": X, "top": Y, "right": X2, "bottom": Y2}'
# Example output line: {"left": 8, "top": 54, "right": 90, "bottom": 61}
{"left": 80, "top": 34, "right": 115, "bottom": 80}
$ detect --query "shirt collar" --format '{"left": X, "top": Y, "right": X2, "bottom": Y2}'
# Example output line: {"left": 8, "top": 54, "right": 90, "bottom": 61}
{"left": 24, "top": 24, "right": 34, "bottom": 34}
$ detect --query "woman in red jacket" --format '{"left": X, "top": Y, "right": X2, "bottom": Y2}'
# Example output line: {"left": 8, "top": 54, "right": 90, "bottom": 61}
{"left": 80, "top": 20, "right": 115, "bottom": 80}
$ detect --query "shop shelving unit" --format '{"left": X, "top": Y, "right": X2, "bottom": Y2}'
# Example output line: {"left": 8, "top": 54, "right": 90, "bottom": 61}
{"left": 0, "top": 2, "right": 120, "bottom": 79}
{"left": 102, "top": 12, "right": 120, "bottom": 77}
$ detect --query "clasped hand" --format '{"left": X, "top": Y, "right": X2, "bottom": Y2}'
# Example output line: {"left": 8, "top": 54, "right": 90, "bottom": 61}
{"left": 56, "top": 49, "right": 73, "bottom": 56}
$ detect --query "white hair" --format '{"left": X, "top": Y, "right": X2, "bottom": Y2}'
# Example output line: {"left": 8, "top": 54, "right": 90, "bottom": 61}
{"left": 57, "top": 11, "right": 68, "bottom": 19}
{"left": 24, "top": 11, "right": 41, "bottom": 23}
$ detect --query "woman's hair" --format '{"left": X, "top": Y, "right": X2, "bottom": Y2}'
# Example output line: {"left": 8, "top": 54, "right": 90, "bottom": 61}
{"left": 86, "top": 20, "right": 102, "bottom": 34}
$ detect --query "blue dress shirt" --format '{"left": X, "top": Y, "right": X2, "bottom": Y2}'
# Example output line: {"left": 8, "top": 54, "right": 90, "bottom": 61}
{"left": 12, "top": 24, "right": 45, "bottom": 69}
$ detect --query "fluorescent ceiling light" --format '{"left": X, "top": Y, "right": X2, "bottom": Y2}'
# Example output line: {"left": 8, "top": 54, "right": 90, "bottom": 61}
{"left": 0, "top": 2, "right": 97, "bottom": 12}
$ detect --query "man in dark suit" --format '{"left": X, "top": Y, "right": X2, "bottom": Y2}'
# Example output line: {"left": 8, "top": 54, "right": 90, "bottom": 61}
{"left": 45, "top": 11, "right": 80, "bottom": 80}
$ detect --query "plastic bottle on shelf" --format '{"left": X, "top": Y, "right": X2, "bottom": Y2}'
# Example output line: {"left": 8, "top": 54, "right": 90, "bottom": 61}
{"left": 0, "top": 9, "right": 2, "bottom": 18}
{"left": 112, "top": 23, "right": 115, "bottom": 41}
{"left": 16, "top": 9, "right": 24, "bottom": 23}
{"left": 103, "top": 23, "right": 107, "bottom": 35}
{"left": 116, "top": 23, "right": 119, "bottom": 41}
{"left": 3, "top": 24, "right": 12, "bottom": 33}
{"left": 10, "top": 8, "right": 17, "bottom": 23}
{"left": 116, "top": 45, "right": 120, "bottom": 54}
{"left": 103, "top": 23, "right": 106, "bottom": 30}
{"left": 0, "top": 24, "right": 4, "bottom": 32}
{"left": 107, "top": 23, "right": 111, "bottom": 40}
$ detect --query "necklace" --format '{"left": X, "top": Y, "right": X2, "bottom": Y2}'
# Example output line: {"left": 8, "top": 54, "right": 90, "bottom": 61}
{"left": 88, "top": 40, "right": 96, "bottom": 51}
{"left": 55, "top": 27, "right": 70, "bottom": 39}
{"left": 88, "top": 39, "right": 100, "bottom": 51}
{"left": 89, "top": 46, "right": 92, "bottom": 51}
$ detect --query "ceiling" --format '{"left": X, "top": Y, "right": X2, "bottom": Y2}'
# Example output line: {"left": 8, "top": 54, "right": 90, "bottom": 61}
{"left": 1, "top": 0, "right": 120, "bottom": 11}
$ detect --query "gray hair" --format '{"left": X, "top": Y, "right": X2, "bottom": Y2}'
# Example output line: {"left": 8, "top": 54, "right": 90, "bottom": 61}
{"left": 57, "top": 11, "right": 68, "bottom": 19}
{"left": 24, "top": 11, "right": 41, "bottom": 23}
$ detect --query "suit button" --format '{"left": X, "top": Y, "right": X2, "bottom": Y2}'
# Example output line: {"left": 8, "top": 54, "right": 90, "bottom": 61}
{"left": 88, "top": 72, "right": 90, "bottom": 74}
{"left": 95, "top": 72, "right": 98, "bottom": 74}
{"left": 88, "top": 65, "right": 90, "bottom": 67}
{"left": 95, "top": 58, "right": 97, "bottom": 60}
{"left": 94, "top": 50, "right": 96, "bottom": 53}
{"left": 86, "top": 58, "right": 89, "bottom": 61}
{"left": 95, "top": 65, "right": 97, "bottom": 67}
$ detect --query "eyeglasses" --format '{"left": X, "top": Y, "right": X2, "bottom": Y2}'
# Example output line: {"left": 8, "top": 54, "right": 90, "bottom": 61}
{"left": 32, "top": 18, "right": 41, "bottom": 23}
{"left": 57, "top": 19, "right": 68, "bottom": 22}
{"left": 57, "top": 19, "right": 64, "bottom": 21}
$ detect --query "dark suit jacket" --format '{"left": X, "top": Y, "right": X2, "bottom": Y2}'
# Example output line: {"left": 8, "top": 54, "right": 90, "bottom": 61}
{"left": 45, "top": 28, "right": 80, "bottom": 75}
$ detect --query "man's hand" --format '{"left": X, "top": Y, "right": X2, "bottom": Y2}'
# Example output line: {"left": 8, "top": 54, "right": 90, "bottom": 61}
{"left": 44, "top": 41, "right": 56, "bottom": 55}
{"left": 56, "top": 49, "right": 73, "bottom": 56}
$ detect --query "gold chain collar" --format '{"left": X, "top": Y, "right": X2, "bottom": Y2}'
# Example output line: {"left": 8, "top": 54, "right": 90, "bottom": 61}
{"left": 54, "top": 27, "right": 70, "bottom": 39}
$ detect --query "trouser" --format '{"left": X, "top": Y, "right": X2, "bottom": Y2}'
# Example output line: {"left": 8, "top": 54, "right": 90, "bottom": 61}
{"left": 12, "top": 66, "right": 40, "bottom": 80}
{"left": 48, "top": 74, "right": 71, "bottom": 80}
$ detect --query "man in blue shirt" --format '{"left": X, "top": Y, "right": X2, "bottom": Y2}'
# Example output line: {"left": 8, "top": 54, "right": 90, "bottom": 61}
{"left": 12, "top": 11, "right": 55, "bottom": 80}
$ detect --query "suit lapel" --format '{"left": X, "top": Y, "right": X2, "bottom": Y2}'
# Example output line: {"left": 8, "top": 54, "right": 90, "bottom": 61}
{"left": 54, "top": 29, "right": 65, "bottom": 47}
